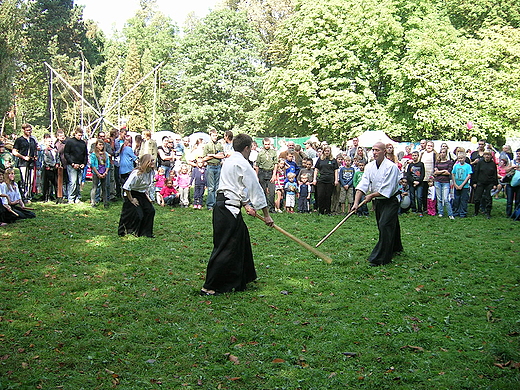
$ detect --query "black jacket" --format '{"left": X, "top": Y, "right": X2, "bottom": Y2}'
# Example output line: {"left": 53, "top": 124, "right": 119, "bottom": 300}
{"left": 472, "top": 159, "right": 498, "bottom": 185}
{"left": 64, "top": 137, "right": 88, "bottom": 166}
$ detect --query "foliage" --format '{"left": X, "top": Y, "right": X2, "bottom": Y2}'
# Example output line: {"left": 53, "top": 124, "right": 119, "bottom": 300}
{"left": 0, "top": 193, "right": 519, "bottom": 389}
{"left": 256, "top": 0, "right": 520, "bottom": 144}
{"left": 3, "top": 0, "right": 520, "bottom": 143}
{"left": 14, "top": 0, "right": 105, "bottom": 134}
{"left": 0, "top": 0, "right": 22, "bottom": 130}
{"left": 175, "top": 8, "right": 264, "bottom": 135}
{"left": 228, "top": 0, "right": 295, "bottom": 67}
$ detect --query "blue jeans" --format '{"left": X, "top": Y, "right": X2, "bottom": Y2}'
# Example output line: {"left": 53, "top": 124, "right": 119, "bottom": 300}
{"left": 67, "top": 165, "right": 82, "bottom": 202}
{"left": 435, "top": 182, "right": 453, "bottom": 217}
{"left": 206, "top": 164, "right": 221, "bottom": 209}
{"left": 409, "top": 183, "right": 423, "bottom": 213}
{"left": 452, "top": 187, "right": 469, "bottom": 217}
{"left": 505, "top": 184, "right": 520, "bottom": 217}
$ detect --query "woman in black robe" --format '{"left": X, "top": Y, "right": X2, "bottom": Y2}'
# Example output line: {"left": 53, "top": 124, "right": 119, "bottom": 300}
{"left": 118, "top": 154, "right": 156, "bottom": 237}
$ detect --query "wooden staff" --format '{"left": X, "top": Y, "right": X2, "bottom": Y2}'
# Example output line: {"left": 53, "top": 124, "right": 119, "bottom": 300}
{"left": 254, "top": 213, "right": 333, "bottom": 264}
{"left": 315, "top": 198, "right": 369, "bottom": 248}
{"left": 56, "top": 166, "right": 63, "bottom": 199}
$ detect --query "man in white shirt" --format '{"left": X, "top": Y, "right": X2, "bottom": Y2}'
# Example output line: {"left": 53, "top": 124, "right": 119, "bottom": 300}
{"left": 201, "top": 134, "right": 274, "bottom": 296}
{"left": 352, "top": 142, "right": 403, "bottom": 266}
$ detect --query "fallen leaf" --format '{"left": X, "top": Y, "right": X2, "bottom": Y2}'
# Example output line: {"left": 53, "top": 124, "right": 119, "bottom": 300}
{"left": 400, "top": 345, "right": 424, "bottom": 352}
{"left": 415, "top": 285, "right": 424, "bottom": 292}
{"left": 225, "top": 353, "right": 240, "bottom": 365}
{"left": 272, "top": 358, "right": 285, "bottom": 363}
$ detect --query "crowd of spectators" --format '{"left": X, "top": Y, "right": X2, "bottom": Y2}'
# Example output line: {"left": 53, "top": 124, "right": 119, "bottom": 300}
{"left": 1, "top": 126, "right": 519, "bottom": 227}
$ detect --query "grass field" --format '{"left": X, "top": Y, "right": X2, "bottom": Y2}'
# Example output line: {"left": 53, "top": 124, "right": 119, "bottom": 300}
{"left": 1, "top": 191, "right": 519, "bottom": 389}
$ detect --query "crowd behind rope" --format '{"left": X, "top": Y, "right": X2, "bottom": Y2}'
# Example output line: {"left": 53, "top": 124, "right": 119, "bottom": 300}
{"left": 1, "top": 125, "right": 519, "bottom": 227}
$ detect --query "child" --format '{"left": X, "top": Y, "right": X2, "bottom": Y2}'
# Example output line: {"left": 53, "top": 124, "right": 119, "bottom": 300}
{"left": 284, "top": 172, "right": 298, "bottom": 213}
{"left": 285, "top": 152, "right": 299, "bottom": 179}
{"left": 427, "top": 177, "right": 436, "bottom": 216}
{"left": 154, "top": 167, "right": 167, "bottom": 204}
{"left": 398, "top": 177, "right": 411, "bottom": 214}
{"left": 493, "top": 158, "right": 509, "bottom": 198}
{"left": 338, "top": 156, "right": 355, "bottom": 213}
{"left": 297, "top": 158, "right": 315, "bottom": 185}
{"left": 42, "top": 136, "right": 59, "bottom": 203}
{"left": 159, "top": 179, "right": 180, "bottom": 207}
{"left": 451, "top": 152, "right": 472, "bottom": 218}
{"left": 273, "top": 158, "right": 288, "bottom": 213}
{"left": 353, "top": 161, "right": 369, "bottom": 216}
{"left": 298, "top": 174, "right": 312, "bottom": 213}
{"left": 177, "top": 164, "right": 191, "bottom": 207}
{"left": 168, "top": 169, "right": 178, "bottom": 188}
{"left": 190, "top": 158, "right": 206, "bottom": 209}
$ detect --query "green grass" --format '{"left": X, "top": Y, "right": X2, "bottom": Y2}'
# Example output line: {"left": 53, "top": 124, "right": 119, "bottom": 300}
{"left": 1, "top": 189, "right": 519, "bottom": 389}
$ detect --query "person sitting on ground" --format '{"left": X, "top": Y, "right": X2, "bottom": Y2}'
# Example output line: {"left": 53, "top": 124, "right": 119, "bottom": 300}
{"left": 158, "top": 179, "right": 180, "bottom": 207}
{"left": 0, "top": 168, "right": 36, "bottom": 220}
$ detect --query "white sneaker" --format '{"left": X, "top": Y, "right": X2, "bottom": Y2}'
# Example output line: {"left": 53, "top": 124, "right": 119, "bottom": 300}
{"left": 449, "top": 216, "right": 455, "bottom": 220}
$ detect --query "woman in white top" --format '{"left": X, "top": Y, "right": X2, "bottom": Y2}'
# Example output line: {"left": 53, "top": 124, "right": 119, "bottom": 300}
{"left": 0, "top": 168, "right": 36, "bottom": 221}
{"left": 117, "top": 154, "right": 156, "bottom": 237}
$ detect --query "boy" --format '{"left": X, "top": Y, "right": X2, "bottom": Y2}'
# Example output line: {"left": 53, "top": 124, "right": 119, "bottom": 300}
{"left": 284, "top": 172, "right": 298, "bottom": 213}
{"left": 398, "top": 177, "right": 411, "bottom": 214}
{"left": 190, "top": 158, "right": 206, "bottom": 209}
{"left": 406, "top": 151, "right": 425, "bottom": 216}
{"left": 353, "top": 161, "right": 368, "bottom": 216}
{"left": 338, "top": 156, "right": 355, "bottom": 213}
{"left": 285, "top": 152, "right": 300, "bottom": 179}
{"left": 298, "top": 173, "right": 312, "bottom": 213}
{"left": 451, "top": 152, "right": 472, "bottom": 218}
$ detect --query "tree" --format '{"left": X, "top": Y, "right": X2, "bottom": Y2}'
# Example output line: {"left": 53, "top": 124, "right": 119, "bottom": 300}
{"left": 259, "top": 0, "right": 404, "bottom": 141}
{"left": 17, "top": 0, "right": 104, "bottom": 132}
{"left": 0, "top": 0, "right": 22, "bottom": 134}
{"left": 227, "top": 0, "right": 295, "bottom": 67}
{"left": 176, "top": 8, "right": 263, "bottom": 134}
{"left": 260, "top": 0, "right": 520, "bottom": 144}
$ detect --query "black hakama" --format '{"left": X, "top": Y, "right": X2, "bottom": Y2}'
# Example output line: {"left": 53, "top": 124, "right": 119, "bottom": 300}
{"left": 118, "top": 190, "right": 155, "bottom": 237}
{"left": 203, "top": 197, "right": 256, "bottom": 293}
{"left": 368, "top": 196, "right": 403, "bottom": 266}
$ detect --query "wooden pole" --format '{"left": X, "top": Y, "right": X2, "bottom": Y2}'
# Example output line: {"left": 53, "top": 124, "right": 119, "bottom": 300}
{"left": 315, "top": 198, "right": 369, "bottom": 248}
{"left": 254, "top": 214, "right": 333, "bottom": 264}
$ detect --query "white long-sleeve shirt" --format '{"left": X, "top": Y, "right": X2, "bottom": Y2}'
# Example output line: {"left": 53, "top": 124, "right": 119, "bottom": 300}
{"left": 356, "top": 157, "right": 400, "bottom": 199}
{"left": 217, "top": 151, "right": 267, "bottom": 216}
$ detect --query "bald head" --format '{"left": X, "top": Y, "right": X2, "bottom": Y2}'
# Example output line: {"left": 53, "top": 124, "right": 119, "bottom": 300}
{"left": 372, "top": 142, "right": 386, "bottom": 164}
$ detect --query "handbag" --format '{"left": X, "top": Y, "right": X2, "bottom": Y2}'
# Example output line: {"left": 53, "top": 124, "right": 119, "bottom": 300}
{"left": 511, "top": 169, "right": 520, "bottom": 187}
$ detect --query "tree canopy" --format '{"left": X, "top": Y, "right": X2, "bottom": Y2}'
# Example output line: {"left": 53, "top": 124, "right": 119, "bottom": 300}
{"left": 1, "top": 0, "right": 519, "bottom": 145}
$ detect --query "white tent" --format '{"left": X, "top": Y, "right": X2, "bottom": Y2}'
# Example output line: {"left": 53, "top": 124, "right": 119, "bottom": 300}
{"left": 357, "top": 130, "right": 394, "bottom": 147}
{"left": 152, "top": 131, "right": 181, "bottom": 144}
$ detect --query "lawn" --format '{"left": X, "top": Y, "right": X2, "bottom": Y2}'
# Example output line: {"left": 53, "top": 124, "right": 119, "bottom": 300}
{"left": 0, "top": 193, "right": 519, "bottom": 389}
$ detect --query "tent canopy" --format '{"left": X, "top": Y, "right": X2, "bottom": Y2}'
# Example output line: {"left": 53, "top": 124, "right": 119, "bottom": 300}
{"left": 357, "top": 130, "right": 394, "bottom": 147}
